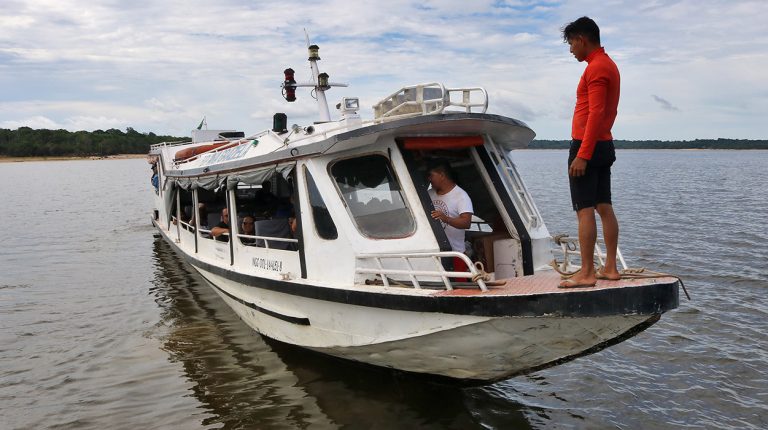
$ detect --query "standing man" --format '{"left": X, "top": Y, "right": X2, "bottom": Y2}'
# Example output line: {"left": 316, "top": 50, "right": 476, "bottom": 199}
{"left": 560, "top": 16, "right": 621, "bottom": 287}
{"left": 428, "top": 163, "right": 473, "bottom": 273}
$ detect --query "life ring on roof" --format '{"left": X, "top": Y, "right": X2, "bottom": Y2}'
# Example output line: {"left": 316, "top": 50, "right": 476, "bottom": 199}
{"left": 174, "top": 142, "right": 228, "bottom": 162}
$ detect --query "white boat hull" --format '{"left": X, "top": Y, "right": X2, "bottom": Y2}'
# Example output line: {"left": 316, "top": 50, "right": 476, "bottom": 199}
{"left": 195, "top": 262, "right": 658, "bottom": 382}
{"left": 149, "top": 110, "right": 679, "bottom": 383}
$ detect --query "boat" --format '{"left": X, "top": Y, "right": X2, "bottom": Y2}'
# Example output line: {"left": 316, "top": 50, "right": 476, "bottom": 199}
{"left": 148, "top": 42, "right": 679, "bottom": 384}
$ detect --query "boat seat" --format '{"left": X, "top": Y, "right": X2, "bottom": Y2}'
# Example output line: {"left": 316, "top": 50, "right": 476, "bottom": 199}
{"left": 253, "top": 218, "right": 294, "bottom": 250}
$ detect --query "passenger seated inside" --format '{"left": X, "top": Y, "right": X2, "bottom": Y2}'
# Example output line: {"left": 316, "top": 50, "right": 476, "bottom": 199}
{"left": 210, "top": 208, "right": 231, "bottom": 242}
{"left": 253, "top": 209, "right": 293, "bottom": 250}
{"left": 239, "top": 216, "right": 257, "bottom": 245}
{"left": 199, "top": 203, "right": 209, "bottom": 228}
{"left": 189, "top": 203, "right": 208, "bottom": 229}
{"left": 255, "top": 180, "right": 277, "bottom": 212}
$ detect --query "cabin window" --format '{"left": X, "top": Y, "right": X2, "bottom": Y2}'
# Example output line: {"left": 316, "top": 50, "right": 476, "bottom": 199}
{"left": 177, "top": 188, "right": 195, "bottom": 232}
{"left": 330, "top": 154, "right": 415, "bottom": 239}
{"left": 304, "top": 167, "right": 338, "bottom": 240}
{"left": 195, "top": 187, "right": 229, "bottom": 240}
{"left": 230, "top": 172, "right": 298, "bottom": 250}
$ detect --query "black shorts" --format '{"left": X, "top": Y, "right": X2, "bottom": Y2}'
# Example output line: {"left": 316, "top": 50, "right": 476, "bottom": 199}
{"left": 568, "top": 140, "right": 616, "bottom": 211}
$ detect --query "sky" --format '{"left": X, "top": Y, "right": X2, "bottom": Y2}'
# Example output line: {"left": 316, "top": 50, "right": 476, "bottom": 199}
{"left": 1, "top": 0, "right": 766, "bottom": 140}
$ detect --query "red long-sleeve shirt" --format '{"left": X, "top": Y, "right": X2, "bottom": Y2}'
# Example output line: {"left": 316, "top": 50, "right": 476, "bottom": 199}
{"left": 571, "top": 47, "right": 620, "bottom": 160}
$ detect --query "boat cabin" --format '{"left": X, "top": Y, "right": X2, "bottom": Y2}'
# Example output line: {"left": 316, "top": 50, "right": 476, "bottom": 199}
{"left": 150, "top": 92, "right": 553, "bottom": 291}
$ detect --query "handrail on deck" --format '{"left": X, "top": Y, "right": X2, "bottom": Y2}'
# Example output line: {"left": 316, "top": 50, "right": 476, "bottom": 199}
{"left": 372, "top": 83, "right": 488, "bottom": 122}
{"left": 484, "top": 136, "right": 540, "bottom": 230}
{"left": 150, "top": 140, "right": 192, "bottom": 150}
{"left": 356, "top": 251, "right": 488, "bottom": 291}
{"left": 551, "top": 235, "right": 628, "bottom": 272}
{"left": 236, "top": 233, "right": 298, "bottom": 249}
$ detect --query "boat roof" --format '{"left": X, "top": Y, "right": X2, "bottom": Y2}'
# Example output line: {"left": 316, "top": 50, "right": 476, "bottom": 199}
{"left": 152, "top": 113, "right": 535, "bottom": 179}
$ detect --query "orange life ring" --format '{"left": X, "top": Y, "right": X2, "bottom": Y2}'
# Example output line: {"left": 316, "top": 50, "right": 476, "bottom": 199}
{"left": 174, "top": 143, "right": 228, "bottom": 161}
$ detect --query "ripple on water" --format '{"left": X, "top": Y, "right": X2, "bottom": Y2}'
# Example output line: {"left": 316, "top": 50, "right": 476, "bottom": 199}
{"left": 2, "top": 154, "right": 768, "bottom": 429}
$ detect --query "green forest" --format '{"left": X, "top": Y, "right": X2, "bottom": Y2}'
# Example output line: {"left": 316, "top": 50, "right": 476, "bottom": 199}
{"left": 0, "top": 127, "right": 186, "bottom": 157}
{"left": 1, "top": 128, "right": 767, "bottom": 158}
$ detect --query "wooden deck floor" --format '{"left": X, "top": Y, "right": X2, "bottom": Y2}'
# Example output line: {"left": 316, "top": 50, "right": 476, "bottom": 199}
{"left": 436, "top": 271, "right": 679, "bottom": 297}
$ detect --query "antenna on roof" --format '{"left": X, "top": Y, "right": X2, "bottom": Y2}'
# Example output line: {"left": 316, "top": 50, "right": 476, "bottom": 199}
{"left": 280, "top": 30, "right": 348, "bottom": 122}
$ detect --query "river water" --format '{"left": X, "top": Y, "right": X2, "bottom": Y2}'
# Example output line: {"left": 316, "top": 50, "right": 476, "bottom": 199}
{"left": 1, "top": 150, "right": 766, "bottom": 429}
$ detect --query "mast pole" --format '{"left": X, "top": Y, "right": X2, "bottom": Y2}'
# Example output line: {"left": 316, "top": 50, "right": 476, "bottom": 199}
{"left": 309, "top": 59, "right": 331, "bottom": 122}
{"left": 305, "top": 29, "right": 331, "bottom": 122}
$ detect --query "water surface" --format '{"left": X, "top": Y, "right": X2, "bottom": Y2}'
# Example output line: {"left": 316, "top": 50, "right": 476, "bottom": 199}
{"left": 1, "top": 151, "right": 766, "bottom": 429}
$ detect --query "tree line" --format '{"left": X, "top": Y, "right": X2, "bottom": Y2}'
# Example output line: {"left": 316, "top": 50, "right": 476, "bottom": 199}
{"left": 531, "top": 139, "right": 768, "bottom": 150}
{"left": 0, "top": 127, "right": 186, "bottom": 157}
{"left": 1, "top": 128, "right": 767, "bottom": 158}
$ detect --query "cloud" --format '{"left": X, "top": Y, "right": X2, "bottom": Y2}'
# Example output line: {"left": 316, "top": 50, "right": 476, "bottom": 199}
{"left": 0, "top": 116, "right": 60, "bottom": 130}
{"left": 651, "top": 95, "right": 680, "bottom": 112}
{"left": 0, "top": 1, "right": 766, "bottom": 140}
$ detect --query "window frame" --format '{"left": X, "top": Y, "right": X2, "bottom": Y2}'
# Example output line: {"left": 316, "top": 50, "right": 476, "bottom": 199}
{"left": 303, "top": 165, "right": 339, "bottom": 241}
{"left": 328, "top": 152, "right": 417, "bottom": 240}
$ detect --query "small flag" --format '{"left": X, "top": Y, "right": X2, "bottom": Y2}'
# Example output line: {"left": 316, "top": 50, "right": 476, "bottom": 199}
{"left": 196, "top": 116, "right": 207, "bottom": 130}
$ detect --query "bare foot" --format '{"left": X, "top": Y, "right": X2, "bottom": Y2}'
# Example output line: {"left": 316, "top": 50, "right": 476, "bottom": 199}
{"left": 596, "top": 268, "right": 621, "bottom": 281}
{"left": 558, "top": 273, "right": 597, "bottom": 288}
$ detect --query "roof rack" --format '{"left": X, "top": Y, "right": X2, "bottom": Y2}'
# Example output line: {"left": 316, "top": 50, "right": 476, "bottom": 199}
{"left": 372, "top": 83, "right": 488, "bottom": 122}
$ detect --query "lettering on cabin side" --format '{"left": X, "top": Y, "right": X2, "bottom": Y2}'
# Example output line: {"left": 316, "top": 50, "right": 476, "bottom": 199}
{"left": 201, "top": 143, "right": 251, "bottom": 165}
{"left": 252, "top": 257, "right": 283, "bottom": 272}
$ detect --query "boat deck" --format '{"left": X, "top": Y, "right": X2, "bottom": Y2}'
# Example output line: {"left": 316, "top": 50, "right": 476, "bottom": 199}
{"left": 435, "top": 271, "right": 679, "bottom": 297}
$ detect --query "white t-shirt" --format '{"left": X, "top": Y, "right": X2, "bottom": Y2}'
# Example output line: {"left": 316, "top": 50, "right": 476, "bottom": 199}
{"left": 429, "top": 185, "right": 473, "bottom": 252}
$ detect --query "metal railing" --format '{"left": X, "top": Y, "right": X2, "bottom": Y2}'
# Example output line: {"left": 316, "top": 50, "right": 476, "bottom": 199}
{"left": 372, "top": 83, "right": 488, "bottom": 122}
{"left": 150, "top": 140, "right": 192, "bottom": 150}
{"left": 484, "top": 137, "right": 540, "bottom": 230}
{"left": 551, "top": 234, "right": 628, "bottom": 273}
{"left": 178, "top": 219, "right": 195, "bottom": 231}
{"left": 236, "top": 234, "right": 298, "bottom": 249}
{"left": 445, "top": 87, "right": 489, "bottom": 113}
{"left": 356, "top": 251, "right": 488, "bottom": 291}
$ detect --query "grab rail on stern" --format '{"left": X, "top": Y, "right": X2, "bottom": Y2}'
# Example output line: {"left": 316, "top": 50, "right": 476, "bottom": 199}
{"left": 356, "top": 251, "right": 488, "bottom": 291}
{"left": 551, "top": 234, "right": 628, "bottom": 274}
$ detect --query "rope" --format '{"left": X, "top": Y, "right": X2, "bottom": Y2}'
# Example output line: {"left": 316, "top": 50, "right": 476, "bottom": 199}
{"left": 472, "top": 261, "right": 492, "bottom": 282}
{"left": 612, "top": 267, "right": 691, "bottom": 300}
{"left": 549, "top": 260, "right": 690, "bottom": 300}
{"left": 550, "top": 259, "right": 581, "bottom": 278}
{"left": 552, "top": 233, "right": 577, "bottom": 251}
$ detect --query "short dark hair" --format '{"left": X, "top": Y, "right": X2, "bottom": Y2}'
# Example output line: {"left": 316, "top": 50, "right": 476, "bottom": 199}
{"left": 562, "top": 16, "right": 600, "bottom": 45}
{"left": 428, "top": 162, "right": 456, "bottom": 182}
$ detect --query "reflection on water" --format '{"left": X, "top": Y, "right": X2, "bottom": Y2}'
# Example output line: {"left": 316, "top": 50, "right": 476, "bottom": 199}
{"left": 2, "top": 153, "right": 767, "bottom": 429}
{"left": 149, "top": 238, "right": 533, "bottom": 429}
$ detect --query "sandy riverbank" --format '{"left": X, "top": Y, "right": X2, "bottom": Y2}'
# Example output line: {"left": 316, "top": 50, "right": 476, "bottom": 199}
{"left": 0, "top": 154, "right": 148, "bottom": 163}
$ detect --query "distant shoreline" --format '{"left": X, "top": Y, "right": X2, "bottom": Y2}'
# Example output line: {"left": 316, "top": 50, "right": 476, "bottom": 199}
{"left": 530, "top": 139, "right": 768, "bottom": 150}
{"left": 0, "top": 154, "right": 147, "bottom": 163}
{"left": 3, "top": 148, "right": 767, "bottom": 163}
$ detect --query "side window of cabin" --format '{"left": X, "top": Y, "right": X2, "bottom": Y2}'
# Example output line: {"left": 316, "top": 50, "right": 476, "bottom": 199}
{"left": 231, "top": 174, "right": 297, "bottom": 250}
{"left": 196, "top": 187, "right": 228, "bottom": 239}
{"left": 178, "top": 188, "right": 195, "bottom": 231}
{"left": 304, "top": 167, "right": 338, "bottom": 240}
{"left": 330, "top": 154, "right": 415, "bottom": 239}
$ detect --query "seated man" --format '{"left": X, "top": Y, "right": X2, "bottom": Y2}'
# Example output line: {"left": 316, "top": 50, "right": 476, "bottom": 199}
{"left": 239, "top": 216, "right": 257, "bottom": 245}
{"left": 210, "top": 208, "right": 231, "bottom": 242}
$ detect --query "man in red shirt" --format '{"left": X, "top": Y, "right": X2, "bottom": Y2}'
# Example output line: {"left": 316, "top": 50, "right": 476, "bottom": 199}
{"left": 560, "top": 16, "right": 621, "bottom": 288}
